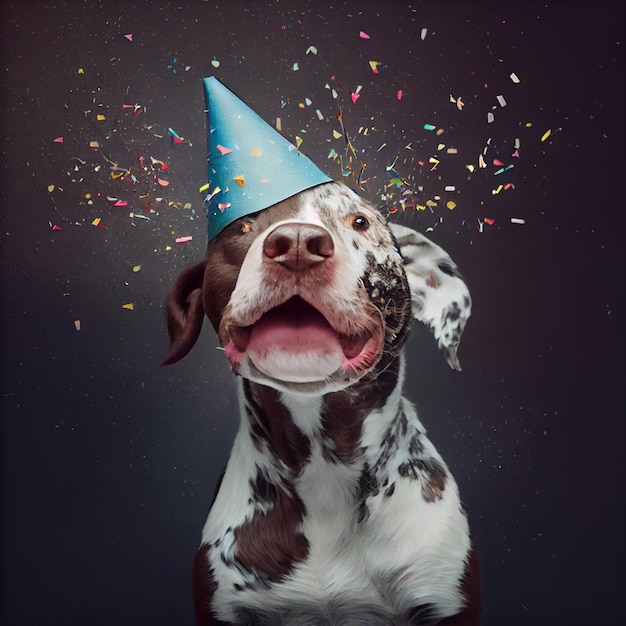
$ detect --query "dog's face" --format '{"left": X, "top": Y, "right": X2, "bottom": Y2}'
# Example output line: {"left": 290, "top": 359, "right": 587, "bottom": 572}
{"left": 163, "top": 182, "right": 471, "bottom": 394}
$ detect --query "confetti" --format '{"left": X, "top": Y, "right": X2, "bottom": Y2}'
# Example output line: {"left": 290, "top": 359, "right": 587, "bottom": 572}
{"left": 211, "top": 57, "right": 220, "bottom": 68}
{"left": 53, "top": 137, "right": 64, "bottom": 143}
{"left": 122, "top": 303, "right": 134, "bottom": 310}
{"left": 359, "top": 31, "right": 370, "bottom": 39}
{"left": 541, "top": 129, "right": 552, "bottom": 142}
{"left": 175, "top": 236, "right": 192, "bottom": 244}
{"left": 305, "top": 46, "right": 318, "bottom": 55}
{"left": 421, "top": 28, "right": 428, "bottom": 40}
{"left": 397, "top": 90, "right": 403, "bottom": 100}
{"left": 369, "top": 61, "right": 381, "bottom": 74}
{"left": 132, "top": 265, "right": 141, "bottom": 272}
{"left": 351, "top": 92, "right": 360, "bottom": 104}
{"left": 47, "top": 185, "right": 55, "bottom": 192}
{"left": 74, "top": 320, "right": 81, "bottom": 331}
{"left": 423, "top": 123, "right": 436, "bottom": 131}
{"left": 510, "top": 72, "right": 521, "bottom": 83}
{"left": 216, "top": 144, "right": 232, "bottom": 155}
{"left": 295, "top": 136, "right": 303, "bottom": 149}
{"left": 496, "top": 95, "right": 507, "bottom": 107}
{"left": 233, "top": 175, "right": 245, "bottom": 187}
{"left": 511, "top": 217, "right": 526, "bottom": 224}
{"left": 92, "top": 217, "right": 101, "bottom": 226}
{"left": 249, "top": 149, "right": 262, "bottom": 157}
{"left": 124, "top": 34, "right": 133, "bottom": 42}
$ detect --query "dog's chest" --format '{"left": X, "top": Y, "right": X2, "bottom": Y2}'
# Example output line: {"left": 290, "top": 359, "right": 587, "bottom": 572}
{"left": 205, "top": 393, "right": 470, "bottom": 623}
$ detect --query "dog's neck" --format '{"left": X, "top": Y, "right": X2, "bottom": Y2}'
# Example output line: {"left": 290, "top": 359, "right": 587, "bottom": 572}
{"left": 240, "top": 352, "right": 404, "bottom": 472}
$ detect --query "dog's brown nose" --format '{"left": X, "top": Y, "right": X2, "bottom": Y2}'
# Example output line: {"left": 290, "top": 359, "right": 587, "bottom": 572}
{"left": 263, "top": 223, "right": 334, "bottom": 271}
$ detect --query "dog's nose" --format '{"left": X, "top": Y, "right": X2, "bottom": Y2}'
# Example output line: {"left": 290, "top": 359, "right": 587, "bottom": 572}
{"left": 263, "top": 223, "right": 334, "bottom": 271}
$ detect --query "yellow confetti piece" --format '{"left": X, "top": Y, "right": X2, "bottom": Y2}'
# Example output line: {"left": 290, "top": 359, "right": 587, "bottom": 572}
{"left": 541, "top": 129, "right": 552, "bottom": 142}
{"left": 446, "top": 201, "right": 457, "bottom": 210}
{"left": 96, "top": 114, "right": 106, "bottom": 121}
{"left": 77, "top": 68, "right": 84, "bottom": 74}
{"left": 369, "top": 60, "right": 381, "bottom": 74}
{"left": 92, "top": 217, "right": 101, "bottom": 226}
{"left": 199, "top": 183, "right": 210, "bottom": 193}
{"left": 89, "top": 140, "right": 100, "bottom": 148}
{"left": 233, "top": 175, "right": 245, "bottom": 187}
{"left": 249, "top": 149, "right": 262, "bottom": 157}
{"left": 132, "top": 265, "right": 141, "bottom": 272}
{"left": 122, "top": 303, "right": 134, "bottom": 310}
{"left": 295, "top": 136, "right": 303, "bottom": 149}
{"left": 333, "top": 129, "right": 342, "bottom": 139}
{"left": 48, "top": 184, "right": 55, "bottom": 193}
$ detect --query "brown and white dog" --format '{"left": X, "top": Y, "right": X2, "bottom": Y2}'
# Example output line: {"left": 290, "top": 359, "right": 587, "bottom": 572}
{"left": 163, "top": 182, "right": 481, "bottom": 625}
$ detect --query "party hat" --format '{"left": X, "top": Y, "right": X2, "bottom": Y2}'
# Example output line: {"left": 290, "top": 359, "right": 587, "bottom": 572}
{"left": 202, "top": 76, "right": 333, "bottom": 240}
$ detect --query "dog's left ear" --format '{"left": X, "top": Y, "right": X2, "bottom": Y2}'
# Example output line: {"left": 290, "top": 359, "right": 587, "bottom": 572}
{"left": 162, "top": 260, "right": 207, "bottom": 365}
{"left": 389, "top": 223, "right": 471, "bottom": 371}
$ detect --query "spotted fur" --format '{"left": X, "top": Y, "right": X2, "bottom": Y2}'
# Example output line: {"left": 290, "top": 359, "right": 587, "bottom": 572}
{"left": 164, "top": 182, "right": 480, "bottom": 625}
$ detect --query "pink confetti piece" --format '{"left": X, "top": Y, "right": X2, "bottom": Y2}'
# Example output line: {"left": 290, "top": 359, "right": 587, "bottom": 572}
{"left": 397, "top": 90, "right": 403, "bottom": 100}
{"left": 113, "top": 200, "right": 128, "bottom": 207}
{"left": 484, "top": 218, "right": 495, "bottom": 226}
{"left": 359, "top": 31, "right": 370, "bottom": 39}
{"left": 124, "top": 34, "right": 133, "bottom": 42}
{"left": 53, "top": 137, "right": 64, "bottom": 143}
{"left": 175, "top": 236, "right": 193, "bottom": 243}
{"left": 52, "top": 224, "right": 62, "bottom": 230}
{"left": 216, "top": 144, "right": 233, "bottom": 155}
{"left": 351, "top": 92, "right": 360, "bottom": 104}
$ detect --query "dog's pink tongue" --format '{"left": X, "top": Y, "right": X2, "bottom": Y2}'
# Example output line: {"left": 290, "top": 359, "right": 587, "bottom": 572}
{"left": 249, "top": 298, "right": 338, "bottom": 353}
{"left": 247, "top": 298, "right": 344, "bottom": 380}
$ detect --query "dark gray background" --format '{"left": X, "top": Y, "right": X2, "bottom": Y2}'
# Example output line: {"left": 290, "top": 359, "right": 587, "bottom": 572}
{"left": 1, "top": 1, "right": 624, "bottom": 625}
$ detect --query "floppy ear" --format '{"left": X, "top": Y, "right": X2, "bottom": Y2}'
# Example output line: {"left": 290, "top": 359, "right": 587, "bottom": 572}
{"left": 162, "top": 260, "right": 207, "bottom": 365}
{"left": 388, "top": 223, "right": 471, "bottom": 371}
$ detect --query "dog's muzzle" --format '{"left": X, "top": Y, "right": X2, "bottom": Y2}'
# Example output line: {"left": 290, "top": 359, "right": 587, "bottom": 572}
{"left": 219, "top": 222, "right": 386, "bottom": 392}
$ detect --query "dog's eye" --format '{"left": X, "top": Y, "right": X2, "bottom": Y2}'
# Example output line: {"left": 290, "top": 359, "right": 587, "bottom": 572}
{"left": 240, "top": 223, "right": 252, "bottom": 234}
{"left": 352, "top": 215, "right": 370, "bottom": 232}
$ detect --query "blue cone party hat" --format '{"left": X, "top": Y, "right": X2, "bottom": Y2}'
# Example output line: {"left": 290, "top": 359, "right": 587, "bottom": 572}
{"left": 203, "top": 76, "right": 333, "bottom": 240}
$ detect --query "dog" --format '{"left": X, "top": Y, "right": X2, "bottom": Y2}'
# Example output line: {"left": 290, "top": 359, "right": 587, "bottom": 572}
{"left": 163, "top": 181, "right": 481, "bottom": 625}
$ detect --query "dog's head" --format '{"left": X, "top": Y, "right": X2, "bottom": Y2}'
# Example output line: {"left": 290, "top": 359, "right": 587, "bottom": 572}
{"left": 163, "top": 182, "right": 470, "bottom": 394}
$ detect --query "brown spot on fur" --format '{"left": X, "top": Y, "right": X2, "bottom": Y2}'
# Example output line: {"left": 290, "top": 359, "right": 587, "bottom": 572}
{"left": 244, "top": 381, "right": 311, "bottom": 473}
{"left": 234, "top": 484, "right": 309, "bottom": 583}
{"left": 322, "top": 354, "right": 401, "bottom": 463}
{"left": 193, "top": 545, "right": 224, "bottom": 626}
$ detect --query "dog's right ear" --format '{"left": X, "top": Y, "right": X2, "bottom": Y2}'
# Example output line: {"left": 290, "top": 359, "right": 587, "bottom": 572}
{"left": 162, "top": 260, "right": 207, "bottom": 365}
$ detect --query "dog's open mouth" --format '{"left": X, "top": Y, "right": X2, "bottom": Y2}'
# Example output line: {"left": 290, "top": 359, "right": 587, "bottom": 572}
{"left": 224, "top": 296, "right": 381, "bottom": 383}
